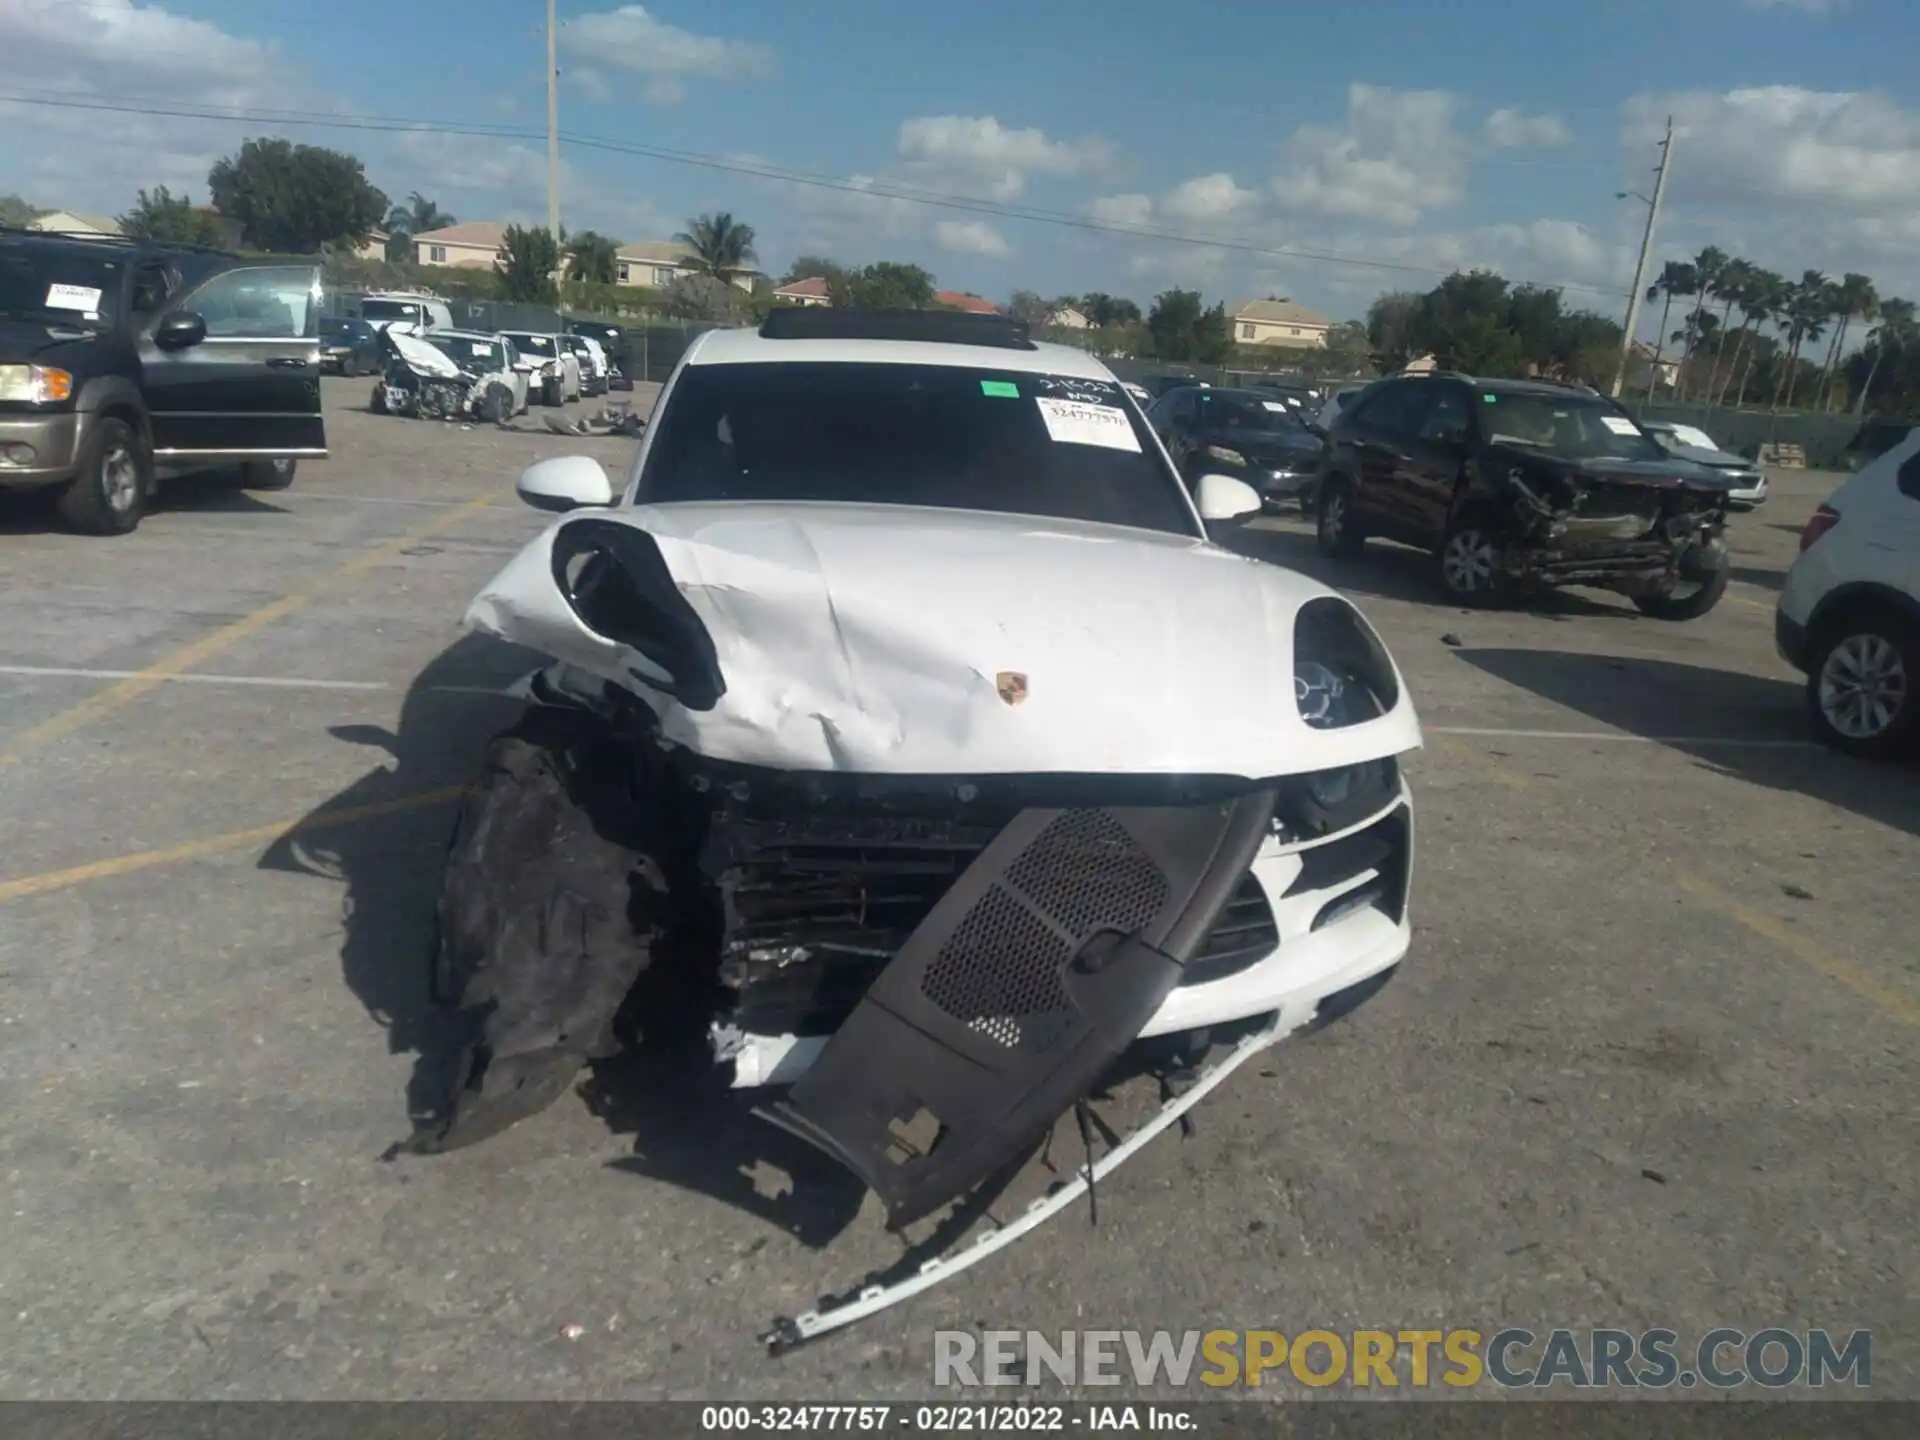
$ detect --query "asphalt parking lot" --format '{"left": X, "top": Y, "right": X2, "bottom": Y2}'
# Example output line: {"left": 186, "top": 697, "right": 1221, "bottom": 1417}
{"left": 1, "top": 377, "right": 1914, "bottom": 1401}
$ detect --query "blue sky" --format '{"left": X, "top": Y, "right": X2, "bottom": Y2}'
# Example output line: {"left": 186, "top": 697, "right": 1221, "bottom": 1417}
{"left": 4, "top": 0, "right": 1918, "bottom": 337}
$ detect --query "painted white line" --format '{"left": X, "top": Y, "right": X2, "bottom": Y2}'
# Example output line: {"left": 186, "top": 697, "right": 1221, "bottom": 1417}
{"left": 0, "top": 664, "right": 387, "bottom": 692}
{"left": 1430, "top": 724, "right": 1819, "bottom": 750}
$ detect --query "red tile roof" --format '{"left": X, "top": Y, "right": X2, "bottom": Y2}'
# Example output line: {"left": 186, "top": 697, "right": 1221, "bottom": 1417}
{"left": 775, "top": 275, "right": 832, "bottom": 299}
{"left": 936, "top": 290, "right": 1000, "bottom": 315}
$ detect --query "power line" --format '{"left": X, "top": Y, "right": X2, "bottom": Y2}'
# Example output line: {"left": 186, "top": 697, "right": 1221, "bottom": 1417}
{"left": 1, "top": 87, "right": 1645, "bottom": 300}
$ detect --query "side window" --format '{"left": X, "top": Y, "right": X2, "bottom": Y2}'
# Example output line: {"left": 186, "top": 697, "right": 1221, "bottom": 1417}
{"left": 175, "top": 265, "right": 317, "bottom": 339}
{"left": 130, "top": 262, "right": 176, "bottom": 316}
{"left": 1358, "top": 383, "right": 1427, "bottom": 439}
{"left": 1170, "top": 390, "right": 1198, "bottom": 426}
{"left": 1418, "top": 385, "right": 1471, "bottom": 444}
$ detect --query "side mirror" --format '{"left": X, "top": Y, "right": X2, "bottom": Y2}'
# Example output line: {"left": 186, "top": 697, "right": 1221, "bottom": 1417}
{"left": 1194, "top": 472, "right": 1262, "bottom": 524}
{"left": 518, "top": 455, "right": 615, "bottom": 513}
{"left": 153, "top": 311, "right": 207, "bottom": 351}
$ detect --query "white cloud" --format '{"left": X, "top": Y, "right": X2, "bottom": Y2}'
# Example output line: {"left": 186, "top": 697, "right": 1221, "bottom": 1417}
{"left": 932, "top": 219, "right": 1010, "bottom": 257}
{"left": 1160, "top": 172, "right": 1260, "bottom": 226}
{"left": 896, "top": 114, "right": 1114, "bottom": 200}
{"left": 1271, "top": 84, "right": 1471, "bottom": 227}
{"left": 0, "top": 0, "right": 322, "bottom": 211}
{"left": 1088, "top": 193, "right": 1154, "bottom": 228}
{"left": 1484, "top": 108, "right": 1571, "bottom": 149}
{"left": 559, "top": 6, "right": 773, "bottom": 106}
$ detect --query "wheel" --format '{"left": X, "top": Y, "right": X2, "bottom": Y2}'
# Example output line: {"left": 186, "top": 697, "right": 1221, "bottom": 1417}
{"left": 239, "top": 457, "right": 297, "bottom": 491}
{"left": 1632, "top": 563, "right": 1729, "bottom": 620}
{"left": 369, "top": 382, "right": 388, "bottom": 415}
{"left": 421, "top": 707, "right": 663, "bottom": 1153}
{"left": 1315, "top": 474, "right": 1365, "bottom": 558}
{"left": 1437, "top": 513, "right": 1512, "bottom": 605}
{"left": 478, "top": 383, "right": 513, "bottom": 425}
{"left": 56, "top": 416, "right": 149, "bottom": 536}
{"left": 341, "top": 354, "right": 359, "bottom": 378}
{"left": 1804, "top": 610, "right": 1918, "bottom": 760}
{"left": 542, "top": 378, "right": 562, "bottom": 407}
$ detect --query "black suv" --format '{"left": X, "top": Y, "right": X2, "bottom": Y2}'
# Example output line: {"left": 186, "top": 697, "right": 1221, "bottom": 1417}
{"left": 1315, "top": 372, "right": 1735, "bottom": 618}
{"left": 0, "top": 228, "right": 327, "bottom": 535}
{"left": 1145, "top": 384, "right": 1326, "bottom": 512}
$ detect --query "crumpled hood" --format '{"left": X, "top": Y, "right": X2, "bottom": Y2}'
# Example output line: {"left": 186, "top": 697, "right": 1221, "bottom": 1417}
{"left": 464, "top": 500, "right": 1421, "bottom": 776}
{"left": 1483, "top": 442, "right": 1731, "bottom": 491}
{"left": 0, "top": 318, "right": 101, "bottom": 367}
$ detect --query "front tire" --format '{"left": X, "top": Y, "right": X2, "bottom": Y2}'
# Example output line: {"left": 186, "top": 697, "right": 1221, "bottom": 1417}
{"left": 1316, "top": 474, "right": 1365, "bottom": 558}
{"left": 56, "top": 416, "right": 149, "bottom": 536}
{"left": 1805, "top": 611, "right": 1918, "bottom": 760}
{"left": 240, "top": 458, "right": 296, "bottom": 491}
{"left": 1632, "top": 564, "right": 1729, "bottom": 620}
{"left": 1436, "top": 515, "right": 1512, "bottom": 605}
{"left": 421, "top": 708, "right": 664, "bottom": 1153}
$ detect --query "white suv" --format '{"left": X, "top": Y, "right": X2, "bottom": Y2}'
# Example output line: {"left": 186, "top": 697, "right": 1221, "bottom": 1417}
{"left": 1776, "top": 430, "right": 1920, "bottom": 757}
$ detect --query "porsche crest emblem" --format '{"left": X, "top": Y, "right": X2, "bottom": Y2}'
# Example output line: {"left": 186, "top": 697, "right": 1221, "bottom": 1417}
{"left": 995, "top": 671, "right": 1030, "bottom": 707}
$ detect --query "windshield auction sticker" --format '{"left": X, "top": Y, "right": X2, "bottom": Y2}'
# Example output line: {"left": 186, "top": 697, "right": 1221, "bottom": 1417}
{"left": 45, "top": 283, "right": 103, "bottom": 312}
{"left": 1036, "top": 396, "right": 1140, "bottom": 452}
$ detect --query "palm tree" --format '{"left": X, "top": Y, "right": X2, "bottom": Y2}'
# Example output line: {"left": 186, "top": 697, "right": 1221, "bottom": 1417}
{"left": 1774, "top": 271, "right": 1831, "bottom": 410}
{"left": 1645, "top": 261, "right": 1696, "bottom": 397}
{"left": 384, "top": 191, "right": 455, "bottom": 262}
{"left": 1854, "top": 296, "right": 1917, "bottom": 416}
{"left": 1729, "top": 269, "right": 1788, "bottom": 407}
{"left": 1817, "top": 272, "right": 1877, "bottom": 412}
{"left": 1704, "top": 255, "right": 1754, "bottom": 404}
{"left": 672, "top": 212, "right": 758, "bottom": 283}
{"left": 565, "top": 230, "right": 620, "bottom": 285}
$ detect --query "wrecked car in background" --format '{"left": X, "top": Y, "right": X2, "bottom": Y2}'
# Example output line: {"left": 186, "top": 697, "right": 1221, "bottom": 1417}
{"left": 1317, "top": 372, "right": 1738, "bottom": 617}
{"left": 370, "top": 326, "right": 529, "bottom": 423}
{"left": 421, "top": 309, "right": 1423, "bottom": 1342}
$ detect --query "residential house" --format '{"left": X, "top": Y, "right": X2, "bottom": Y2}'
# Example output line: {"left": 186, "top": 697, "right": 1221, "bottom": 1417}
{"left": 1629, "top": 340, "right": 1680, "bottom": 392}
{"left": 1046, "top": 305, "right": 1091, "bottom": 329}
{"left": 1228, "top": 298, "right": 1332, "bottom": 349}
{"left": 352, "top": 229, "right": 390, "bottom": 262}
{"left": 773, "top": 275, "right": 832, "bottom": 306}
{"left": 936, "top": 290, "right": 1000, "bottom": 315}
{"left": 413, "top": 221, "right": 509, "bottom": 269}
{"left": 615, "top": 241, "right": 759, "bottom": 293}
{"left": 28, "top": 211, "right": 123, "bottom": 236}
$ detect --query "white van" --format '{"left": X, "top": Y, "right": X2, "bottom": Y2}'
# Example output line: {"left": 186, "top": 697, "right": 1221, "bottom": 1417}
{"left": 359, "top": 292, "right": 454, "bottom": 332}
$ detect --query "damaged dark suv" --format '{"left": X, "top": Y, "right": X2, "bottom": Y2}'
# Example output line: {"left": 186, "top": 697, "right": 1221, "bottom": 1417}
{"left": 1316, "top": 372, "right": 1735, "bottom": 618}
{"left": 421, "top": 308, "right": 1424, "bottom": 1344}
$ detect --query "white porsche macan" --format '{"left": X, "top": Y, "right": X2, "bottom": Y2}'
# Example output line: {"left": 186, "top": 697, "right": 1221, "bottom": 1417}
{"left": 423, "top": 308, "right": 1422, "bottom": 1342}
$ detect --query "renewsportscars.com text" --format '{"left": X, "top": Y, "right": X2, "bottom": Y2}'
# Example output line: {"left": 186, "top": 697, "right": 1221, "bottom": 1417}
{"left": 933, "top": 1327, "right": 1872, "bottom": 1390}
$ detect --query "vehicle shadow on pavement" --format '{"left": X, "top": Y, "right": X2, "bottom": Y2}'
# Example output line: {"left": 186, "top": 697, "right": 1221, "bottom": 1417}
{"left": 256, "top": 632, "right": 538, "bottom": 1130}
{"left": 255, "top": 632, "right": 873, "bottom": 1247}
{"left": 1223, "top": 523, "right": 1639, "bottom": 621}
{"left": 1452, "top": 646, "right": 1920, "bottom": 838}
{"left": 0, "top": 474, "right": 288, "bottom": 533}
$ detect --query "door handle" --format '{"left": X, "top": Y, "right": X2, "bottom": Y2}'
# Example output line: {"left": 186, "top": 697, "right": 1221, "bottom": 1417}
{"left": 266, "top": 357, "right": 309, "bottom": 369}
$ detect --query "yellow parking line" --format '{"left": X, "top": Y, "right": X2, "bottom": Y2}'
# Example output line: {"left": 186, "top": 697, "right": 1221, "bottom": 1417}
{"left": 0, "top": 489, "right": 507, "bottom": 767}
{"left": 0, "top": 786, "right": 466, "bottom": 904}
{"left": 1432, "top": 733, "right": 1917, "bottom": 1028}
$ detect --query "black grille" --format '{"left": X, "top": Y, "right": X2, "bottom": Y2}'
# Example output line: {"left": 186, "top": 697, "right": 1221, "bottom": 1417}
{"left": 1003, "top": 809, "right": 1169, "bottom": 937}
{"left": 921, "top": 883, "right": 1074, "bottom": 1052}
{"left": 1180, "top": 872, "right": 1278, "bottom": 986}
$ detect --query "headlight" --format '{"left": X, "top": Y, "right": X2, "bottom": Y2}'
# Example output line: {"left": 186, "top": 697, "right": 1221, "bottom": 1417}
{"left": 1292, "top": 597, "right": 1399, "bottom": 729}
{"left": 0, "top": 365, "right": 74, "bottom": 403}
{"left": 1202, "top": 444, "right": 1246, "bottom": 465}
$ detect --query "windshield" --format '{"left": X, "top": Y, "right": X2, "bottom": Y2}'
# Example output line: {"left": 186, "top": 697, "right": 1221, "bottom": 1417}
{"left": 508, "top": 333, "right": 557, "bottom": 357}
{"left": 1479, "top": 391, "right": 1666, "bottom": 462}
{"left": 427, "top": 335, "right": 505, "bottom": 371}
{"left": 638, "top": 361, "right": 1200, "bottom": 536}
{"left": 0, "top": 249, "right": 121, "bottom": 325}
{"left": 321, "top": 317, "right": 369, "bottom": 339}
{"left": 360, "top": 299, "right": 427, "bottom": 324}
{"left": 1201, "top": 390, "right": 1305, "bottom": 430}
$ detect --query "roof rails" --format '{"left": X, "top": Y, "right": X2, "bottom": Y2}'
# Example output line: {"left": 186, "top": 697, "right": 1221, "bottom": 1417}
{"left": 758, "top": 306, "right": 1036, "bottom": 350}
{"left": 0, "top": 224, "right": 241, "bottom": 258}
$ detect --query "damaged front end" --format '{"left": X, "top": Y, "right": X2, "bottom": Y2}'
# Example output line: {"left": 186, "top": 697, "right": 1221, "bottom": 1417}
{"left": 1483, "top": 455, "right": 1730, "bottom": 595}
{"left": 422, "top": 501, "right": 1419, "bottom": 1340}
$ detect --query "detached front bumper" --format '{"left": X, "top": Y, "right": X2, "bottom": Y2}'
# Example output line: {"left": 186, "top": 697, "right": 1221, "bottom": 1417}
{"left": 0, "top": 410, "right": 81, "bottom": 489}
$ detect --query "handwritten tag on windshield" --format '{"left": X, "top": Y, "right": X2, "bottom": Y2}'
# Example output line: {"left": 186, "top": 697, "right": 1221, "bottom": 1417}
{"left": 46, "top": 284, "right": 103, "bottom": 312}
{"left": 1600, "top": 415, "right": 1640, "bottom": 436}
{"left": 1035, "top": 396, "right": 1140, "bottom": 452}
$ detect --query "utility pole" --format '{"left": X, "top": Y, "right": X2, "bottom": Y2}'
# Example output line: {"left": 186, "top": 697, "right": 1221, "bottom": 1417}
{"left": 546, "top": 0, "right": 561, "bottom": 247}
{"left": 1610, "top": 116, "right": 1674, "bottom": 399}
